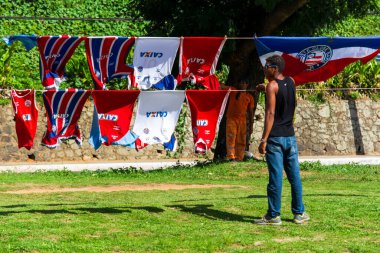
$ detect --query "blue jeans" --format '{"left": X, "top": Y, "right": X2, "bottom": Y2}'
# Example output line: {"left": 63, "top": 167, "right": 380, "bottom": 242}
{"left": 265, "top": 136, "right": 304, "bottom": 217}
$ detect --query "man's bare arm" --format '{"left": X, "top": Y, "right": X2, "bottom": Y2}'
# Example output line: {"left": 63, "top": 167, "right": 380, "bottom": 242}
{"left": 259, "top": 80, "right": 278, "bottom": 154}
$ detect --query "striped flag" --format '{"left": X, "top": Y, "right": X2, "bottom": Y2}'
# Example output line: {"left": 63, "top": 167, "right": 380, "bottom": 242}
{"left": 38, "top": 35, "right": 84, "bottom": 89}
{"left": 85, "top": 36, "right": 135, "bottom": 90}
{"left": 42, "top": 89, "right": 90, "bottom": 148}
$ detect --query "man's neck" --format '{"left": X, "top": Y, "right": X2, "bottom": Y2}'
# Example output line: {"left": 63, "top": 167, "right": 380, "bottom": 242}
{"left": 267, "top": 73, "right": 285, "bottom": 81}
{"left": 274, "top": 73, "right": 285, "bottom": 80}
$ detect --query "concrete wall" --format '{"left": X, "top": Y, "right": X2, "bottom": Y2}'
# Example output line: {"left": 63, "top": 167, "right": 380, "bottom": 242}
{"left": 0, "top": 98, "right": 379, "bottom": 162}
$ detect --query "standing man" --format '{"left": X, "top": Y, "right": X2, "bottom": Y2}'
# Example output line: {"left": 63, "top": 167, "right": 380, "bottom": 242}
{"left": 255, "top": 55, "right": 309, "bottom": 225}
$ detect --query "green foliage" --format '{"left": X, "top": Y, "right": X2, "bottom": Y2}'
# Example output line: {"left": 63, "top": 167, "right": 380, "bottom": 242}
{"left": 254, "top": 0, "right": 284, "bottom": 12}
{"left": 0, "top": 0, "right": 378, "bottom": 96}
{"left": 315, "top": 14, "right": 380, "bottom": 37}
{"left": 277, "top": 0, "right": 379, "bottom": 36}
{"left": 167, "top": 103, "right": 188, "bottom": 158}
{"left": 0, "top": 0, "right": 149, "bottom": 90}
{"left": 298, "top": 59, "right": 380, "bottom": 101}
{"left": 215, "top": 64, "right": 230, "bottom": 85}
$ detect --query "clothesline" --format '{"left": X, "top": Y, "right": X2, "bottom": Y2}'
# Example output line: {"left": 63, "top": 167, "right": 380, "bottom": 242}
{"left": 1, "top": 87, "right": 379, "bottom": 93}
{"left": 0, "top": 15, "right": 144, "bottom": 22}
{"left": 0, "top": 34, "right": 255, "bottom": 39}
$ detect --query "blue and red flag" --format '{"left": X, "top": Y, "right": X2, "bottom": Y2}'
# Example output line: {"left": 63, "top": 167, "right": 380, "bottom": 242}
{"left": 254, "top": 36, "right": 380, "bottom": 85}
{"left": 42, "top": 89, "right": 90, "bottom": 148}
{"left": 38, "top": 35, "right": 84, "bottom": 89}
{"left": 2, "top": 35, "right": 37, "bottom": 51}
{"left": 85, "top": 36, "right": 135, "bottom": 90}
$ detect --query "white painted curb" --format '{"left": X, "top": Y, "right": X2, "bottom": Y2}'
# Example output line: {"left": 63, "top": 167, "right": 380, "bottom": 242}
{"left": 0, "top": 161, "right": 197, "bottom": 173}
{"left": 299, "top": 156, "right": 380, "bottom": 165}
{"left": 0, "top": 156, "right": 378, "bottom": 172}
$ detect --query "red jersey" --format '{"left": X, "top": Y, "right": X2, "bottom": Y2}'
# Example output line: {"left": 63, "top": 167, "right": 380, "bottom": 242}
{"left": 11, "top": 89, "right": 39, "bottom": 150}
{"left": 186, "top": 90, "right": 230, "bottom": 153}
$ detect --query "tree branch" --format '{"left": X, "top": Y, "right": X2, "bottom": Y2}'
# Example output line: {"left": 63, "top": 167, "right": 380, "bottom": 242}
{"left": 260, "top": 0, "right": 309, "bottom": 35}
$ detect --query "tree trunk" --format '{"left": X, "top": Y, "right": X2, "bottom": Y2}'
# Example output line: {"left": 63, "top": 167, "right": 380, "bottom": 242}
{"left": 213, "top": 0, "right": 309, "bottom": 160}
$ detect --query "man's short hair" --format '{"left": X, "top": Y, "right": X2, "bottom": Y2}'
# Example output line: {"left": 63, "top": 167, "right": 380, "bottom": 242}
{"left": 266, "top": 55, "right": 285, "bottom": 73}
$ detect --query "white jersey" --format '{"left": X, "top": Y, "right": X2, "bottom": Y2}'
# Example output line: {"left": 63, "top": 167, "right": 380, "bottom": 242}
{"left": 133, "top": 91, "right": 185, "bottom": 144}
{"left": 133, "top": 37, "right": 180, "bottom": 89}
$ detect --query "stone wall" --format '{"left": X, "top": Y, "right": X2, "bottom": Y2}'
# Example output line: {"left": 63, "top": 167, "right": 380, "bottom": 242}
{"left": 251, "top": 98, "right": 380, "bottom": 156}
{"left": 0, "top": 98, "right": 379, "bottom": 162}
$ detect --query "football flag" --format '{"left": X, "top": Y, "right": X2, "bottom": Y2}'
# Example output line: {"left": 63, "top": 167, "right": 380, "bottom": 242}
{"left": 89, "top": 90, "right": 140, "bottom": 150}
{"left": 42, "top": 89, "right": 90, "bottom": 148}
{"left": 131, "top": 37, "right": 180, "bottom": 90}
{"left": 85, "top": 36, "right": 135, "bottom": 90}
{"left": 178, "top": 37, "right": 226, "bottom": 90}
{"left": 255, "top": 36, "right": 380, "bottom": 85}
{"left": 186, "top": 90, "right": 229, "bottom": 153}
{"left": 133, "top": 91, "right": 185, "bottom": 145}
{"left": 38, "top": 35, "right": 84, "bottom": 89}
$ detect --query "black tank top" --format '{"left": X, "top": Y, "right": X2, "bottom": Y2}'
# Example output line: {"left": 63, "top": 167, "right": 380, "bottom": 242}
{"left": 269, "top": 76, "right": 296, "bottom": 137}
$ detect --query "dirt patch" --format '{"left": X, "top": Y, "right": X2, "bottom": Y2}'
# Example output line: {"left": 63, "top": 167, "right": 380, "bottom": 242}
{"left": 273, "top": 235, "right": 325, "bottom": 243}
{"left": 273, "top": 237, "right": 302, "bottom": 243}
{"left": 5, "top": 183, "right": 245, "bottom": 194}
{"left": 238, "top": 169, "right": 314, "bottom": 177}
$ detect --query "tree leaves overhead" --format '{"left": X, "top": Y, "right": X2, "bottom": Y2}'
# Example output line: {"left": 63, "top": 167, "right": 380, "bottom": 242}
{"left": 278, "top": 0, "right": 380, "bottom": 36}
{"left": 136, "top": 0, "right": 378, "bottom": 37}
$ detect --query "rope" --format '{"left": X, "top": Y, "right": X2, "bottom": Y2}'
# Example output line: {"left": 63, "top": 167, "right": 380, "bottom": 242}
{"left": 0, "top": 16, "right": 143, "bottom": 22}
{"left": 1, "top": 87, "right": 380, "bottom": 93}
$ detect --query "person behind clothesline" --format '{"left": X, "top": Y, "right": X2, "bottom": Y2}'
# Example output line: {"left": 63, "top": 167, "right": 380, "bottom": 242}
{"left": 225, "top": 79, "right": 254, "bottom": 161}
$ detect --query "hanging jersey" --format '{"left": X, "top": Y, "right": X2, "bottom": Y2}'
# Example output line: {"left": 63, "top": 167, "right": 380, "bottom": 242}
{"left": 135, "top": 137, "right": 149, "bottom": 150}
{"left": 38, "top": 35, "right": 84, "bottom": 89}
{"left": 3, "top": 35, "right": 37, "bottom": 51}
{"left": 42, "top": 89, "right": 90, "bottom": 148}
{"left": 178, "top": 37, "right": 226, "bottom": 89}
{"left": 151, "top": 75, "right": 176, "bottom": 90}
{"left": 186, "top": 90, "right": 230, "bottom": 153}
{"left": 163, "top": 134, "right": 177, "bottom": 152}
{"left": 131, "top": 37, "right": 180, "bottom": 90}
{"left": 133, "top": 91, "right": 185, "bottom": 144}
{"left": 85, "top": 36, "right": 135, "bottom": 90}
{"left": 89, "top": 90, "right": 140, "bottom": 150}
{"left": 11, "top": 89, "right": 39, "bottom": 150}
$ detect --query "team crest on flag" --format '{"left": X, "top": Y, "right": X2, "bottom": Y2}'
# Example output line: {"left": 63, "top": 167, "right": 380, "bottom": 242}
{"left": 38, "top": 35, "right": 84, "bottom": 89}
{"left": 42, "top": 89, "right": 90, "bottom": 148}
{"left": 85, "top": 36, "right": 135, "bottom": 90}
{"left": 297, "top": 45, "right": 333, "bottom": 71}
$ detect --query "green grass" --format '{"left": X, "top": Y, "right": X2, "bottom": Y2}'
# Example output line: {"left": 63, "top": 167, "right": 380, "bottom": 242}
{"left": 0, "top": 161, "right": 379, "bottom": 252}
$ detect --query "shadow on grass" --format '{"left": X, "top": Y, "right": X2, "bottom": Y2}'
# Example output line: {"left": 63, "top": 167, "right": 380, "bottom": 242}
{"left": 0, "top": 205, "right": 165, "bottom": 215}
{"left": 166, "top": 204, "right": 259, "bottom": 223}
{"left": 304, "top": 193, "right": 370, "bottom": 197}
{"left": 172, "top": 194, "right": 267, "bottom": 203}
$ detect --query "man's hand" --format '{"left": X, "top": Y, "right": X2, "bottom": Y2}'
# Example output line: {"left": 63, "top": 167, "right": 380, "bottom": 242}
{"left": 256, "top": 83, "right": 266, "bottom": 92}
{"left": 258, "top": 141, "right": 267, "bottom": 154}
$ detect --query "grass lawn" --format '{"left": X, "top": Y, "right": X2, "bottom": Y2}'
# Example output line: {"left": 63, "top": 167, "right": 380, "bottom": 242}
{"left": 0, "top": 161, "right": 378, "bottom": 252}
